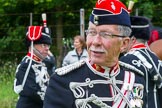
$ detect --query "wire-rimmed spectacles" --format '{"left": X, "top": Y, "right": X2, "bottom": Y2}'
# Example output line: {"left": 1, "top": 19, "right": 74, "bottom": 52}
{"left": 85, "top": 29, "right": 125, "bottom": 39}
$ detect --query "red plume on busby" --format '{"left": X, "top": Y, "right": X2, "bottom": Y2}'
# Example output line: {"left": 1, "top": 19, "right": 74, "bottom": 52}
{"left": 25, "top": 13, "right": 52, "bottom": 47}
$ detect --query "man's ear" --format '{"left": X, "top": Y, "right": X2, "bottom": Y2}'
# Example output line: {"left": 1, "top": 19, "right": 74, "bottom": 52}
{"left": 120, "top": 37, "right": 130, "bottom": 53}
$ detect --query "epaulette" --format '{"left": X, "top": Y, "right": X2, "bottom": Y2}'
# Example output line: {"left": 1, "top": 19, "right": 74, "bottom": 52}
{"left": 55, "top": 60, "right": 86, "bottom": 76}
{"left": 119, "top": 61, "right": 144, "bottom": 76}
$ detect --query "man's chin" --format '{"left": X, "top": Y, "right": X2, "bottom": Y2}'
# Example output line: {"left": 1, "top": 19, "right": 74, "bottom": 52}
{"left": 37, "top": 54, "right": 47, "bottom": 60}
{"left": 90, "top": 58, "right": 103, "bottom": 65}
{"left": 43, "top": 55, "right": 48, "bottom": 58}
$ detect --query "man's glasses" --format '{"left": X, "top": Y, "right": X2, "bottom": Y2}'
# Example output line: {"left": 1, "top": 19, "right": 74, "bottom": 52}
{"left": 85, "top": 29, "right": 124, "bottom": 39}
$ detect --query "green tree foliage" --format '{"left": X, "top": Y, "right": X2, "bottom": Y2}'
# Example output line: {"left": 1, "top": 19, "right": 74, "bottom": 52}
{"left": 0, "top": 0, "right": 162, "bottom": 66}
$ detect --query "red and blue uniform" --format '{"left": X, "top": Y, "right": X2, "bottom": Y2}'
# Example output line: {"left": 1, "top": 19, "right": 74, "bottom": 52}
{"left": 14, "top": 52, "right": 50, "bottom": 108}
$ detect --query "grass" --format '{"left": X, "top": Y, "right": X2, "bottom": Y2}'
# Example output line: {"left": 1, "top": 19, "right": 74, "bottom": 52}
{"left": 0, "top": 61, "right": 18, "bottom": 108}
{"left": 0, "top": 80, "right": 18, "bottom": 108}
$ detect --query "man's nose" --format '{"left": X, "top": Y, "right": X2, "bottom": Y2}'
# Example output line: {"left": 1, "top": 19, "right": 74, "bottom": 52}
{"left": 92, "top": 34, "right": 102, "bottom": 45}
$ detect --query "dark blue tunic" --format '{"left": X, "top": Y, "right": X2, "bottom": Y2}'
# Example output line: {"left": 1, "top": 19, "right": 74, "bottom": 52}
{"left": 44, "top": 60, "right": 145, "bottom": 108}
{"left": 120, "top": 43, "right": 162, "bottom": 108}
{"left": 14, "top": 53, "right": 50, "bottom": 108}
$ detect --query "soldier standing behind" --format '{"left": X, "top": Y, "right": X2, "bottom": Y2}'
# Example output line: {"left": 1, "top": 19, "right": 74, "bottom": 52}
{"left": 14, "top": 14, "right": 52, "bottom": 108}
{"left": 120, "top": 16, "right": 162, "bottom": 108}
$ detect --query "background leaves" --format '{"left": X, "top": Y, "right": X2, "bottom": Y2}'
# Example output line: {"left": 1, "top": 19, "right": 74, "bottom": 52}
{"left": 0, "top": 0, "right": 161, "bottom": 67}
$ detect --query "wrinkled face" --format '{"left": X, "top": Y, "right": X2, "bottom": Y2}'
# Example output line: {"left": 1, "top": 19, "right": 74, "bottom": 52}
{"left": 33, "top": 44, "right": 50, "bottom": 59}
{"left": 74, "top": 38, "right": 82, "bottom": 49}
{"left": 86, "top": 22, "right": 124, "bottom": 67}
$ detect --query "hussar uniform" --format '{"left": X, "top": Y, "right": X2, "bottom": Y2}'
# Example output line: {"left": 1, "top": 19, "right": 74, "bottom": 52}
{"left": 14, "top": 53, "right": 50, "bottom": 108}
{"left": 120, "top": 16, "right": 162, "bottom": 108}
{"left": 44, "top": 60, "right": 145, "bottom": 108}
{"left": 120, "top": 43, "right": 162, "bottom": 108}
{"left": 14, "top": 21, "right": 52, "bottom": 108}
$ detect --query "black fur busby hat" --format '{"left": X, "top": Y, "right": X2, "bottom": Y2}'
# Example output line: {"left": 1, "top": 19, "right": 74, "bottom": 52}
{"left": 25, "top": 13, "right": 52, "bottom": 47}
{"left": 130, "top": 16, "right": 152, "bottom": 40}
{"left": 25, "top": 26, "right": 52, "bottom": 47}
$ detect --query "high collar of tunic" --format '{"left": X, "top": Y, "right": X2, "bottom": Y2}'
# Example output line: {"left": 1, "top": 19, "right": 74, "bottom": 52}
{"left": 89, "top": 61, "right": 120, "bottom": 78}
{"left": 130, "top": 43, "right": 146, "bottom": 52}
{"left": 27, "top": 52, "right": 42, "bottom": 62}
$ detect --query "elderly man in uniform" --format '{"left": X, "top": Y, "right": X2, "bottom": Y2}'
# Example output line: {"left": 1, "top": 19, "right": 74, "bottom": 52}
{"left": 14, "top": 15, "right": 52, "bottom": 107}
{"left": 120, "top": 16, "right": 162, "bottom": 108}
{"left": 44, "top": 0, "right": 146, "bottom": 108}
